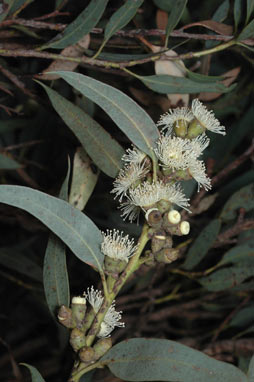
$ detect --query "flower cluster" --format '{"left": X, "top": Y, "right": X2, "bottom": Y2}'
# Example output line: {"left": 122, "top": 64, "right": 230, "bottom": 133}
{"left": 111, "top": 99, "right": 225, "bottom": 222}
{"left": 84, "top": 287, "right": 125, "bottom": 338}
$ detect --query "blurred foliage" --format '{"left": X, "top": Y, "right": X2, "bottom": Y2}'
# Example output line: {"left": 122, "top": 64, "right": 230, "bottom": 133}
{"left": 0, "top": 0, "right": 253, "bottom": 381}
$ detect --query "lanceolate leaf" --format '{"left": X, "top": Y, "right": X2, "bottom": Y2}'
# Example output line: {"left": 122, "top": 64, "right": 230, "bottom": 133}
{"left": 237, "top": 18, "right": 254, "bottom": 41}
{"left": 0, "top": 185, "right": 104, "bottom": 271}
{"left": 38, "top": 81, "right": 124, "bottom": 178}
{"left": 51, "top": 71, "right": 160, "bottom": 159}
{"left": 41, "top": 0, "right": 108, "bottom": 49}
{"left": 102, "top": 338, "right": 247, "bottom": 382}
{"left": 165, "top": 0, "right": 187, "bottom": 45}
{"left": 0, "top": 153, "right": 21, "bottom": 169}
{"left": 220, "top": 184, "right": 254, "bottom": 221}
{"left": 136, "top": 73, "right": 236, "bottom": 94}
{"left": 248, "top": 354, "right": 254, "bottom": 381}
{"left": 43, "top": 165, "right": 70, "bottom": 317}
{"left": 20, "top": 363, "right": 45, "bottom": 382}
{"left": 100, "top": 0, "right": 143, "bottom": 53}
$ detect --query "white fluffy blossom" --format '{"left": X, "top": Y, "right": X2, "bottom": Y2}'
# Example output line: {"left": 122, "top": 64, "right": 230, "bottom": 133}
{"left": 186, "top": 133, "right": 210, "bottom": 158}
{"left": 101, "top": 229, "right": 137, "bottom": 262}
{"left": 122, "top": 146, "right": 147, "bottom": 165}
{"left": 120, "top": 181, "right": 190, "bottom": 221}
{"left": 157, "top": 107, "right": 194, "bottom": 135}
{"left": 188, "top": 158, "right": 212, "bottom": 192}
{"left": 155, "top": 136, "right": 190, "bottom": 170}
{"left": 111, "top": 162, "right": 149, "bottom": 201}
{"left": 84, "top": 287, "right": 125, "bottom": 338}
{"left": 191, "top": 99, "right": 226, "bottom": 135}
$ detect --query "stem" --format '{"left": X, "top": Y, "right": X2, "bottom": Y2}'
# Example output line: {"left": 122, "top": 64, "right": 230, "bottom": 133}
{"left": 71, "top": 224, "right": 150, "bottom": 382}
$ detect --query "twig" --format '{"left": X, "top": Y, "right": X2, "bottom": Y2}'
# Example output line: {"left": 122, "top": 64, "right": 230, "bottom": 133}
{"left": 0, "top": 64, "right": 35, "bottom": 98}
{"left": 0, "top": 18, "right": 67, "bottom": 31}
{"left": 1, "top": 140, "right": 43, "bottom": 152}
{"left": 214, "top": 219, "right": 254, "bottom": 247}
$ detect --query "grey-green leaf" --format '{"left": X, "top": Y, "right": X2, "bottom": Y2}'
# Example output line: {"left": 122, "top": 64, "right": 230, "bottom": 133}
{"left": 102, "top": 338, "right": 247, "bottom": 382}
{"left": 247, "top": 0, "right": 254, "bottom": 24}
{"left": 220, "top": 184, "right": 254, "bottom": 221}
{"left": 38, "top": 81, "right": 124, "bottom": 178}
{"left": 0, "top": 153, "right": 21, "bottom": 169}
{"left": 137, "top": 73, "right": 236, "bottom": 94}
{"left": 104, "top": 0, "right": 143, "bottom": 42}
{"left": 199, "top": 265, "right": 254, "bottom": 291}
{"left": 43, "top": 164, "right": 70, "bottom": 316}
{"left": 41, "top": 0, "right": 108, "bottom": 49}
{"left": 248, "top": 354, "right": 254, "bottom": 381}
{"left": 183, "top": 219, "right": 221, "bottom": 270}
{"left": 219, "top": 245, "right": 254, "bottom": 266}
{"left": 0, "top": 185, "right": 103, "bottom": 271}
{"left": 234, "top": 0, "right": 242, "bottom": 30}
{"left": 165, "top": 0, "right": 187, "bottom": 45}
{"left": 238, "top": 18, "right": 254, "bottom": 41}
{"left": 20, "top": 363, "right": 45, "bottom": 382}
{"left": 51, "top": 71, "right": 160, "bottom": 159}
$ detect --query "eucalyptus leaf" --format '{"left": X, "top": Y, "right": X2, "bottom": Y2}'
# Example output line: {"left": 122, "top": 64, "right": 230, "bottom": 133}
{"left": 183, "top": 219, "right": 221, "bottom": 270}
{"left": 246, "top": 0, "right": 254, "bottom": 24}
{"left": 102, "top": 338, "right": 247, "bottom": 382}
{"left": 248, "top": 354, "right": 254, "bottom": 381}
{"left": 238, "top": 18, "right": 254, "bottom": 41}
{"left": 0, "top": 185, "right": 104, "bottom": 271}
{"left": 199, "top": 265, "right": 254, "bottom": 291}
{"left": 41, "top": 0, "right": 108, "bottom": 49}
{"left": 153, "top": 0, "right": 173, "bottom": 12}
{"left": 50, "top": 71, "right": 160, "bottom": 159}
{"left": 229, "top": 305, "right": 254, "bottom": 327}
{"left": 0, "top": 152, "right": 21, "bottom": 169}
{"left": 97, "top": 0, "right": 143, "bottom": 56}
{"left": 187, "top": 70, "right": 224, "bottom": 83}
{"left": 135, "top": 73, "right": 236, "bottom": 94}
{"left": 0, "top": 0, "right": 15, "bottom": 22}
{"left": 220, "top": 184, "right": 254, "bottom": 221}
{"left": 20, "top": 363, "right": 45, "bottom": 382}
{"left": 165, "top": 0, "right": 187, "bottom": 45}
{"left": 219, "top": 245, "right": 254, "bottom": 266}
{"left": 234, "top": 0, "right": 242, "bottom": 31}
{"left": 38, "top": 81, "right": 124, "bottom": 178}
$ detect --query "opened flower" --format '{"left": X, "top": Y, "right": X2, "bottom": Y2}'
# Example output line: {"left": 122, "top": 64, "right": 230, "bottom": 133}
{"left": 191, "top": 99, "right": 226, "bottom": 135}
{"left": 101, "top": 229, "right": 137, "bottom": 262}
{"left": 84, "top": 287, "right": 124, "bottom": 338}
{"left": 157, "top": 107, "right": 194, "bottom": 135}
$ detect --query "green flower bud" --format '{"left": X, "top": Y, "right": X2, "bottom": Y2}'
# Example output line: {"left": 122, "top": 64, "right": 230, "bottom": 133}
{"left": 173, "top": 119, "right": 188, "bottom": 138}
{"left": 104, "top": 256, "right": 127, "bottom": 278}
{"left": 71, "top": 296, "right": 86, "bottom": 328}
{"left": 157, "top": 199, "right": 172, "bottom": 213}
{"left": 187, "top": 119, "right": 205, "bottom": 139}
{"left": 93, "top": 338, "right": 112, "bottom": 360}
{"left": 155, "top": 248, "right": 179, "bottom": 264}
{"left": 70, "top": 328, "right": 86, "bottom": 352}
{"left": 57, "top": 305, "right": 76, "bottom": 328}
{"left": 79, "top": 346, "right": 95, "bottom": 363}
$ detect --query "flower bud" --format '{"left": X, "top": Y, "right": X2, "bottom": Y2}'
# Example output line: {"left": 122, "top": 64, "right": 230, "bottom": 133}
{"left": 151, "top": 231, "right": 166, "bottom": 253}
{"left": 70, "top": 328, "right": 86, "bottom": 352}
{"left": 145, "top": 208, "right": 162, "bottom": 228}
{"left": 79, "top": 346, "right": 95, "bottom": 363}
{"left": 104, "top": 256, "right": 127, "bottom": 278}
{"left": 173, "top": 119, "right": 188, "bottom": 138}
{"left": 157, "top": 199, "right": 172, "bottom": 213}
{"left": 187, "top": 119, "right": 204, "bottom": 139}
{"left": 167, "top": 210, "right": 181, "bottom": 224}
{"left": 180, "top": 221, "right": 190, "bottom": 235}
{"left": 58, "top": 305, "right": 76, "bottom": 328}
{"left": 71, "top": 296, "right": 86, "bottom": 328}
{"left": 93, "top": 337, "right": 112, "bottom": 360}
{"left": 155, "top": 248, "right": 179, "bottom": 264}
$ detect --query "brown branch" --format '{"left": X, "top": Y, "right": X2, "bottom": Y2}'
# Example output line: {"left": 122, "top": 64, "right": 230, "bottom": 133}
{"left": 214, "top": 219, "right": 254, "bottom": 247}
{"left": 0, "top": 18, "right": 67, "bottom": 31}
{"left": 0, "top": 64, "right": 35, "bottom": 98}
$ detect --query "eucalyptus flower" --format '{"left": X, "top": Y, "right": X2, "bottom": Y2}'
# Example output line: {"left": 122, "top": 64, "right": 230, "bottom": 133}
{"left": 188, "top": 158, "right": 212, "bottom": 192}
{"left": 120, "top": 181, "right": 190, "bottom": 222}
{"left": 157, "top": 107, "right": 194, "bottom": 135}
{"left": 101, "top": 229, "right": 137, "bottom": 262}
{"left": 155, "top": 135, "right": 190, "bottom": 171}
{"left": 122, "top": 146, "right": 147, "bottom": 165}
{"left": 191, "top": 99, "right": 226, "bottom": 135}
{"left": 84, "top": 287, "right": 124, "bottom": 338}
{"left": 111, "top": 162, "right": 149, "bottom": 201}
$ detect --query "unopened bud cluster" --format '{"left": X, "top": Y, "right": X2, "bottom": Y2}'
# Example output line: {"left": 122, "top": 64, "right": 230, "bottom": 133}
{"left": 57, "top": 288, "right": 124, "bottom": 365}
{"left": 146, "top": 208, "right": 189, "bottom": 264}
